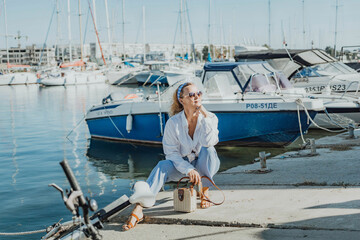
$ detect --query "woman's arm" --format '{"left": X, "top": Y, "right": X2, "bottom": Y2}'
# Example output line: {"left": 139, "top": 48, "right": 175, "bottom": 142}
{"left": 199, "top": 107, "right": 219, "bottom": 147}
{"left": 162, "top": 119, "right": 195, "bottom": 175}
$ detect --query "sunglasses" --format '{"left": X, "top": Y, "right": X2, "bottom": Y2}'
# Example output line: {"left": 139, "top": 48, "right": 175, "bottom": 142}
{"left": 186, "top": 91, "right": 203, "bottom": 98}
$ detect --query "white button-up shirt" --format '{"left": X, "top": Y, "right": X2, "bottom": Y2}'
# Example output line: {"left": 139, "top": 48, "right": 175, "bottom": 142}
{"left": 162, "top": 110, "right": 219, "bottom": 175}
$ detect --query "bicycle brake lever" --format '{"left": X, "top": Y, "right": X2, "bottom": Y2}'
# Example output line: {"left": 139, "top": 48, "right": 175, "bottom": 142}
{"left": 49, "top": 183, "right": 67, "bottom": 203}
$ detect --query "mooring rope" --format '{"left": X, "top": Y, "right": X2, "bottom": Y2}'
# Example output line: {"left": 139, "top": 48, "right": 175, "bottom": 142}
{"left": 295, "top": 99, "right": 348, "bottom": 133}
{"left": 0, "top": 228, "right": 47, "bottom": 236}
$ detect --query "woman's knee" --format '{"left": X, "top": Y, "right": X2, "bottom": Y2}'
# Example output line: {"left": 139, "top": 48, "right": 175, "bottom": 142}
{"left": 199, "top": 146, "right": 217, "bottom": 157}
{"left": 155, "top": 160, "right": 174, "bottom": 171}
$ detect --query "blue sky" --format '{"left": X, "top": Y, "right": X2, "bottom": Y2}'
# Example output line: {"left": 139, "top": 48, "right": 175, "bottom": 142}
{"left": 0, "top": 0, "right": 359, "bottom": 50}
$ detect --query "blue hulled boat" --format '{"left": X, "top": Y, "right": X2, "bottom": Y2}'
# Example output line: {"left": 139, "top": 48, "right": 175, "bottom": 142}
{"left": 85, "top": 61, "right": 324, "bottom": 147}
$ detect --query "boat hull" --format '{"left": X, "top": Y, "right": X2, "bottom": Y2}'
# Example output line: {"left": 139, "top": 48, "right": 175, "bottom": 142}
{"left": 0, "top": 73, "right": 39, "bottom": 85}
{"left": 41, "top": 72, "right": 107, "bottom": 86}
{"left": 311, "top": 107, "right": 360, "bottom": 129}
{"left": 86, "top": 110, "right": 317, "bottom": 147}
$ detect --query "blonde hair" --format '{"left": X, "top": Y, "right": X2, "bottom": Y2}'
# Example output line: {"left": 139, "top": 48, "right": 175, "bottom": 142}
{"left": 169, "top": 82, "right": 193, "bottom": 116}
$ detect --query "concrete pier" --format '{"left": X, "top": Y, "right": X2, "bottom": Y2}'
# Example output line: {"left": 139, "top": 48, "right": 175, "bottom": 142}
{"left": 99, "top": 130, "right": 360, "bottom": 239}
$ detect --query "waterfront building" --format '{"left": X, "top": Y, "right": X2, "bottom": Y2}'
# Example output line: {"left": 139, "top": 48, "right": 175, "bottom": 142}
{"left": 0, "top": 44, "right": 55, "bottom": 67}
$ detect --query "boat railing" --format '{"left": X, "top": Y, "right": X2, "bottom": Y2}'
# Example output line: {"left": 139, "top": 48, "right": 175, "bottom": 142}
{"left": 339, "top": 80, "right": 360, "bottom": 98}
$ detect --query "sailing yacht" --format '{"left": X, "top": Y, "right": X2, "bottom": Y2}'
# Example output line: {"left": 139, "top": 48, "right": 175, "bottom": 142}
{"left": 0, "top": 0, "right": 38, "bottom": 85}
{"left": 40, "top": 0, "right": 107, "bottom": 86}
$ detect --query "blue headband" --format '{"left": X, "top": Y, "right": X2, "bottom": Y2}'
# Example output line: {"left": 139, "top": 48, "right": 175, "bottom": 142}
{"left": 177, "top": 83, "right": 187, "bottom": 103}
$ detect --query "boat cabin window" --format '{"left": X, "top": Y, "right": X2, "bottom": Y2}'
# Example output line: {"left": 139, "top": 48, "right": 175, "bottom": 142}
{"left": 149, "top": 63, "right": 170, "bottom": 71}
{"left": 203, "top": 71, "right": 241, "bottom": 98}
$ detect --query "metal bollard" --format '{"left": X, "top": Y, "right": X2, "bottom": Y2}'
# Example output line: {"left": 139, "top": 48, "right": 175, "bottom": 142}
{"left": 348, "top": 123, "right": 355, "bottom": 139}
{"left": 258, "top": 151, "right": 271, "bottom": 170}
{"left": 309, "top": 138, "right": 316, "bottom": 155}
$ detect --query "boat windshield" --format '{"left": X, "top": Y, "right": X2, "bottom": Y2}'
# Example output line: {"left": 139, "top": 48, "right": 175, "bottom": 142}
{"left": 203, "top": 71, "right": 241, "bottom": 98}
{"left": 293, "top": 62, "right": 356, "bottom": 78}
{"left": 232, "top": 62, "right": 274, "bottom": 87}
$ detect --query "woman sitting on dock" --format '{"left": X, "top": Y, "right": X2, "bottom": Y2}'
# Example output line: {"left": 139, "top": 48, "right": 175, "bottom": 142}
{"left": 123, "top": 82, "right": 221, "bottom": 231}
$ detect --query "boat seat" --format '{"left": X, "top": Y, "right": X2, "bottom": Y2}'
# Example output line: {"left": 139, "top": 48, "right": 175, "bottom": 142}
{"left": 251, "top": 74, "right": 276, "bottom": 93}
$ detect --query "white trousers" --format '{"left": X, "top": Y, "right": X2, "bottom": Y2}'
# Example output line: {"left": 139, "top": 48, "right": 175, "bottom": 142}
{"left": 146, "top": 146, "right": 220, "bottom": 195}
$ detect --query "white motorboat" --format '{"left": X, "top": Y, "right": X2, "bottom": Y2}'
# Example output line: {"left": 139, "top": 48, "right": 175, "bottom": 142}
{"left": 85, "top": 61, "right": 324, "bottom": 147}
{"left": 235, "top": 49, "right": 360, "bottom": 95}
{"left": 112, "top": 61, "right": 199, "bottom": 86}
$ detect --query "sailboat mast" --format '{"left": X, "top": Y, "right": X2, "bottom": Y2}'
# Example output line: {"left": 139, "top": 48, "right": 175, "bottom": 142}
{"left": 184, "top": 0, "right": 196, "bottom": 62}
{"left": 302, "top": 0, "right": 305, "bottom": 48}
{"left": 333, "top": 0, "right": 339, "bottom": 57}
{"left": 3, "top": 0, "right": 9, "bottom": 65}
{"left": 56, "top": 0, "right": 60, "bottom": 61}
{"left": 104, "top": 0, "right": 112, "bottom": 60}
{"left": 208, "top": 0, "right": 211, "bottom": 60}
{"left": 78, "top": 0, "right": 84, "bottom": 63}
{"left": 268, "top": 0, "right": 271, "bottom": 47}
{"left": 143, "top": 5, "right": 146, "bottom": 62}
{"left": 87, "top": 0, "right": 106, "bottom": 65}
{"left": 67, "top": 0, "right": 73, "bottom": 61}
{"left": 220, "top": 13, "right": 223, "bottom": 60}
{"left": 183, "top": 0, "right": 188, "bottom": 58}
{"left": 180, "top": 0, "right": 184, "bottom": 59}
{"left": 92, "top": 0, "right": 98, "bottom": 49}
{"left": 122, "top": 0, "right": 125, "bottom": 59}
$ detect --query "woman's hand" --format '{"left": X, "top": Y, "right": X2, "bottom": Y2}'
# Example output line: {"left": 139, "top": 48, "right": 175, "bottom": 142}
{"left": 198, "top": 105, "right": 208, "bottom": 118}
{"left": 188, "top": 169, "right": 201, "bottom": 185}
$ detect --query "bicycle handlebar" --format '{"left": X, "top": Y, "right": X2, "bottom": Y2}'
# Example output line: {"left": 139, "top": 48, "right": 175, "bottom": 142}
{"left": 59, "top": 159, "right": 101, "bottom": 240}
{"left": 60, "top": 159, "right": 86, "bottom": 206}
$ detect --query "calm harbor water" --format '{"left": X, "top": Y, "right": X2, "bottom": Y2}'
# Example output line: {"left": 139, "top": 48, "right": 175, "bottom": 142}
{"left": 0, "top": 83, "right": 330, "bottom": 239}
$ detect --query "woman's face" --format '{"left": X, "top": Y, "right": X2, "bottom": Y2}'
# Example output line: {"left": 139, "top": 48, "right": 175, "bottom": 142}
{"left": 180, "top": 84, "right": 202, "bottom": 110}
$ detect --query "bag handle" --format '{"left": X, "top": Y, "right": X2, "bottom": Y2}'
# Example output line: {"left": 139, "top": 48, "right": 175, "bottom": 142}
{"left": 176, "top": 176, "right": 225, "bottom": 206}
{"left": 200, "top": 176, "right": 225, "bottom": 206}
{"left": 176, "top": 176, "right": 191, "bottom": 189}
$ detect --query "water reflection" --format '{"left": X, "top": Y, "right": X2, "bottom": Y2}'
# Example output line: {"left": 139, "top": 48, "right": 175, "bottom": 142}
{"left": 87, "top": 139, "right": 165, "bottom": 180}
{"left": 10, "top": 91, "right": 19, "bottom": 186}
{"left": 86, "top": 139, "right": 288, "bottom": 180}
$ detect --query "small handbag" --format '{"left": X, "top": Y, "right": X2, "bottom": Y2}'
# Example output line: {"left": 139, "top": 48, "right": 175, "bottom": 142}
{"left": 173, "top": 177, "right": 198, "bottom": 213}
{"left": 173, "top": 176, "right": 225, "bottom": 213}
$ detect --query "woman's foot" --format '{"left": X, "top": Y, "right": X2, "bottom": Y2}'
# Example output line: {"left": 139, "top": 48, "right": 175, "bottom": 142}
{"left": 122, "top": 204, "right": 144, "bottom": 231}
{"left": 200, "top": 187, "right": 211, "bottom": 209}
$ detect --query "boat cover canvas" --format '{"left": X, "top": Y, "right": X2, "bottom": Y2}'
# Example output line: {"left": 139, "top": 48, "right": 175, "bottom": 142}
{"left": 204, "top": 61, "right": 266, "bottom": 71}
{"left": 234, "top": 49, "right": 337, "bottom": 78}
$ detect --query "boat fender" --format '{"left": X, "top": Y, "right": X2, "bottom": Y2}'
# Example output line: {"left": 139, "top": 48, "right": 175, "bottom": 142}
{"left": 124, "top": 94, "right": 138, "bottom": 100}
{"left": 126, "top": 114, "right": 133, "bottom": 133}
